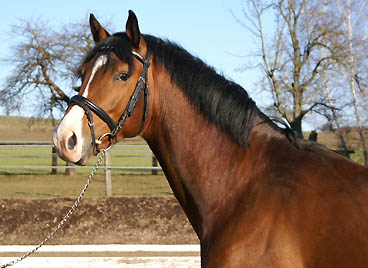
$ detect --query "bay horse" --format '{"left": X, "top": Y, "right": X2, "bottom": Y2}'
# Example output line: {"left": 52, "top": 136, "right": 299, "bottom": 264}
{"left": 53, "top": 11, "right": 368, "bottom": 267}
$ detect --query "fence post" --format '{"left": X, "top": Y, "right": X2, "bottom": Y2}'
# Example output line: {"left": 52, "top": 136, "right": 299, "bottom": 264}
{"left": 152, "top": 155, "right": 158, "bottom": 175}
{"left": 51, "top": 146, "right": 57, "bottom": 174}
{"left": 105, "top": 150, "right": 112, "bottom": 197}
{"left": 308, "top": 130, "right": 318, "bottom": 142}
{"left": 65, "top": 162, "right": 76, "bottom": 175}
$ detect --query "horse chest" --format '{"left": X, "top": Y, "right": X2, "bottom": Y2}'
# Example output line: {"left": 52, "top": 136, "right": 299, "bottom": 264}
{"left": 200, "top": 218, "right": 304, "bottom": 268}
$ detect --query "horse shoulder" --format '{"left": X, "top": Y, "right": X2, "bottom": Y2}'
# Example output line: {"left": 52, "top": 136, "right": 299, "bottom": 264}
{"left": 203, "top": 142, "right": 368, "bottom": 267}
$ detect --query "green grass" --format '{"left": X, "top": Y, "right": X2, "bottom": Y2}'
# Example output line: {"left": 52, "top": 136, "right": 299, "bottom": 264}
{"left": 350, "top": 149, "right": 365, "bottom": 165}
{"left": 0, "top": 116, "right": 169, "bottom": 198}
{"left": 0, "top": 144, "right": 159, "bottom": 175}
{"left": 0, "top": 140, "right": 169, "bottom": 197}
{"left": 0, "top": 173, "right": 172, "bottom": 198}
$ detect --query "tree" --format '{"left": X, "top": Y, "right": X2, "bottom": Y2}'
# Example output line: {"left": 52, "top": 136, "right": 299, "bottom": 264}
{"left": 335, "top": 0, "right": 368, "bottom": 165}
{"left": 318, "top": 0, "right": 349, "bottom": 155}
{"left": 234, "top": 0, "right": 347, "bottom": 137}
{"left": 0, "top": 17, "right": 95, "bottom": 123}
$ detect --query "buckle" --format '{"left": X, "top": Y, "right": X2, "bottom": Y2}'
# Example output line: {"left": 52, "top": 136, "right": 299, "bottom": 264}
{"left": 96, "top": 133, "right": 115, "bottom": 151}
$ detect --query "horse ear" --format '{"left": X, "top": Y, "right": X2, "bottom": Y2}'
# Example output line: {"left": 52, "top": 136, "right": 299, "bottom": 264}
{"left": 89, "top": 14, "right": 111, "bottom": 43}
{"left": 126, "top": 10, "right": 141, "bottom": 48}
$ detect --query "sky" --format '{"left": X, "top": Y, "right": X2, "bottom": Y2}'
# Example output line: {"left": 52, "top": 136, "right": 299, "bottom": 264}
{"left": 0, "top": 0, "right": 260, "bottom": 102}
{"left": 0, "top": 0, "right": 315, "bottom": 129}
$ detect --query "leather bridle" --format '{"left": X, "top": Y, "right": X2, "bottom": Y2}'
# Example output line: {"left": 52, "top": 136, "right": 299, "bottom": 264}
{"left": 69, "top": 48, "right": 151, "bottom": 153}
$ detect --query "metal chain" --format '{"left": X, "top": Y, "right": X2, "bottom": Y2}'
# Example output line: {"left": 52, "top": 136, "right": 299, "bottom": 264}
{"left": 1, "top": 149, "right": 107, "bottom": 268}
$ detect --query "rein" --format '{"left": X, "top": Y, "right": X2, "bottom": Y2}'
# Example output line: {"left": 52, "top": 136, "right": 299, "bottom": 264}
{"left": 69, "top": 48, "right": 151, "bottom": 153}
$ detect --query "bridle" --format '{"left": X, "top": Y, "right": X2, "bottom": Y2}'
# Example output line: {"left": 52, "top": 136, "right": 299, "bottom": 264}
{"left": 69, "top": 48, "right": 151, "bottom": 153}
{"left": 69, "top": 48, "right": 150, "bottom": 153}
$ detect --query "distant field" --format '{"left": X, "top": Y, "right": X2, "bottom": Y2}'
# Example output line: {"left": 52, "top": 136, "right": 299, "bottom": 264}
{"left": 305, "top": 130, "right": 368, "bottom": 164}
{"left": 0, "top": 116, "right": 145, "bottom": 144}
{"left": 0, "top": 116, "right": 55, "bottom": 141}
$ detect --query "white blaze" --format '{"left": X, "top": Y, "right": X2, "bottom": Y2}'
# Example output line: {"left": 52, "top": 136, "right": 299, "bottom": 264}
{"left": 54, "top": 55, "right": 108, "bottom": 161}
{"left": 83, "top": 55, "right": 108, "bottom": 97}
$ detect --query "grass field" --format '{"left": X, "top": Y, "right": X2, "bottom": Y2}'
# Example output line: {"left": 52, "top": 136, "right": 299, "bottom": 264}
{"left": 0, "top": 116, "right": 171, "bottom": 198}
{"left": 0, "top": 174, "right": 172, "bottom": 198}
{"left": 1, "top": 116, "right": 368, "bottom": 198}
{"left": 0, "top": 144, "right": 159, "bottom": 174}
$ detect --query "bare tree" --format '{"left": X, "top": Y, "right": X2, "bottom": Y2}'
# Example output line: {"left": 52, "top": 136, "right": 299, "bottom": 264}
{"left": 321, "top": 52, "right": 349, "bottom": 154}
{"left": 234, "top": 0, "right": 346, "bottom": 137}
{"left": 0, "top": 17, "right": 95, "bottom": 123}
{"left": 334, "top": 0, "right": 368, "bottom": 165}
{"left": 317, "top": 1, "right": 349, "bottom": 155}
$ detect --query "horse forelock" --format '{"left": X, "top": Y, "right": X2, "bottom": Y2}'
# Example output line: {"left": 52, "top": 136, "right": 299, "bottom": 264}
{"left": 76, "top": 33, "right": 134, "bottom": 80}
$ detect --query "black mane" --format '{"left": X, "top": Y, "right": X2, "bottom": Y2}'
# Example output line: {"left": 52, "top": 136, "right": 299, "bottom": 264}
{"left": 144, "top": 35, "right": 257, "bottom": 148}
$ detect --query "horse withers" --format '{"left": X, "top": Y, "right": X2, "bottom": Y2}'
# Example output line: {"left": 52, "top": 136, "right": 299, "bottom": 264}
{"left": 53, "top": 10, "right": 368, "bottom": 267}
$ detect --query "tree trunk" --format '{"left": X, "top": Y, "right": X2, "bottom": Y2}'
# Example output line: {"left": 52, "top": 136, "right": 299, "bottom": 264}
{"left": 290, "top": 115, "right": 304, "bottom": 138}
{"left": 321, "top": 40, "right": 349, "bottom": 155}
{"left": 345, "top": 0, "right": 368, "bottom": 166}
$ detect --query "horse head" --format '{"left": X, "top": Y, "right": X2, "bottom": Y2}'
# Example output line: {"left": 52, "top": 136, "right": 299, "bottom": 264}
{"left": 53, "top": 11, "right": 151, "bottom": 165}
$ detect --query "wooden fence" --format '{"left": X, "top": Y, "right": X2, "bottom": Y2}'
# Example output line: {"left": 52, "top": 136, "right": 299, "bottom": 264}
{"left": 0, "top": 142, "right": 161, "bottom": 197}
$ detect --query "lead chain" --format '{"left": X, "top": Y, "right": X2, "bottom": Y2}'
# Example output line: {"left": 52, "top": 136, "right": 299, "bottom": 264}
{"left": 0, "top": 149, "right": 108, "bottom": 268}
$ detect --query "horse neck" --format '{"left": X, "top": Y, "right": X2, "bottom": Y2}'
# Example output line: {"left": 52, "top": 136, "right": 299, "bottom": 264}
{"left": 142, "top": 68, "right": 270, "bottom": 239}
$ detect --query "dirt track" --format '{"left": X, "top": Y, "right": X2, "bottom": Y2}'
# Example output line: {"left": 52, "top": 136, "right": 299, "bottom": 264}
{"left": 0, "top": 197, "right": 199, "bottom": 245}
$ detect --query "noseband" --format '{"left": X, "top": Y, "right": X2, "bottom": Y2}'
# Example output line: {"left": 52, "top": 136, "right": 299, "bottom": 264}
{"left": 69, "top": 48, "right": 151, "bottom": 153}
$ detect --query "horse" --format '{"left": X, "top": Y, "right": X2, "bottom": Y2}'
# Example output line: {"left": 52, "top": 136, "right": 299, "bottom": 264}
{"left": 53, "top": 10, "right": 368, "bottom": 267}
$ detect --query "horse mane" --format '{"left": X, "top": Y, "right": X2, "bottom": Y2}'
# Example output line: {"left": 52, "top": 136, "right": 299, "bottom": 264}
{"left": 144, "top": 35, "right": 260, "bottom": 148}
{"left": 78, "top": 32, "right": 302, "bottom": 149}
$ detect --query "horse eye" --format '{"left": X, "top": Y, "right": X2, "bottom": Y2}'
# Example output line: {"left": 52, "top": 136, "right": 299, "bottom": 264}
{"left": 115, "top": 72, "right": 129, "bottom": 81}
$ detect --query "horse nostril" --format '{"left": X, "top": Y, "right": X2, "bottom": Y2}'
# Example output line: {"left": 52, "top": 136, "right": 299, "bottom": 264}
{"left": 67, "top": 132, "right": 77, "bottom": 151}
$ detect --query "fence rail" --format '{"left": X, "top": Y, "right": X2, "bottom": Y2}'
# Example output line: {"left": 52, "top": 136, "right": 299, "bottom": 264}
{"left": 0, "top": 142, "right": 161, "bottom": 197}
{"left": 0, "top": 142, "right": 159, "bottom": 170}
{"left": 0, "top": 166, "right": 162, "bottom": 169}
